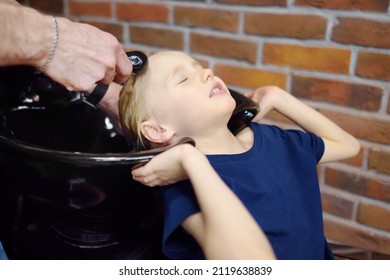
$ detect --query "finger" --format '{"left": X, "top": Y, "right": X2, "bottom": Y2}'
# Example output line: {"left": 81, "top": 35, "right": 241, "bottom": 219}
{"left": 133, "top": 175, "right": 159, "bottom": 187}
{"left": 62, "top": 75, "right": 96, "bottom": 93}
{"left": 251, "top": 107, "right": 267, "bottom": 122}
{"left": 99, "top": 68, "right": 116, "bottom": 85}
{"left": 132, "top": 166, "right": 157, "bottom": 182}
{"left": 84, "top": 83, "right": 97, "bottom": 94}
{"left": 114, "top": 51, "right": 133, "bottom": 84}
{"left": 132, "top": 166, "right": 148, "bottom": 177}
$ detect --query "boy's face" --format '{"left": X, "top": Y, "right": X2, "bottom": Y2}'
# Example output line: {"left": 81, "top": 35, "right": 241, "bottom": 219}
{"left": 145, "top": 51, "right": 236, "bottom": 137}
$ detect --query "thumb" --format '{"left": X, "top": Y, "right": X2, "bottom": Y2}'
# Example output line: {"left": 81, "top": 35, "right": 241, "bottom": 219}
{"left": 250, "top": 105, "right": 269, "bottom": 123}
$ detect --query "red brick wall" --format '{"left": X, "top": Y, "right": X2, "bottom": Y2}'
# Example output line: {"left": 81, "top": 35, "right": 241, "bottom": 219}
{"left": 26, "top": 0, "right": 390, "bottom": 256}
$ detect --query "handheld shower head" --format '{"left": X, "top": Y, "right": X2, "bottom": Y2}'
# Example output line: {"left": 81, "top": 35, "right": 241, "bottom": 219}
{"left": 126, "top": 51, "right": 148, "bottom": 74}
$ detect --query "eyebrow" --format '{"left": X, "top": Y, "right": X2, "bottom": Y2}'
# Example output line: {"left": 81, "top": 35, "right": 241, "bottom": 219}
{"left": 167, "top": 65, "right": 184, "bottom": 83}
{"left": 166, "top": 60, "right": 202, "bottom": 83}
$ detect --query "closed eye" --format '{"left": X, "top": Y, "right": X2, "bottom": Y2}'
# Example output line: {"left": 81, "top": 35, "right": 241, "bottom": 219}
{"left": 178, "top": 78, "right": 188, "bottom": 85}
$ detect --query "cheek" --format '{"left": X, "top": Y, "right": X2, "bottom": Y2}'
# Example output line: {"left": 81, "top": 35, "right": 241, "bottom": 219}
{"left": 150, "top": 95, "right": 174, "bottom": 121}
{"left": 227, "top": 94, "right": 237, "bottom": 110}
{"left": 222, "top": 94, "right": 237, "bottom": 116}
{"left": 153, "top": 97, "right": 194, "bottom": 127}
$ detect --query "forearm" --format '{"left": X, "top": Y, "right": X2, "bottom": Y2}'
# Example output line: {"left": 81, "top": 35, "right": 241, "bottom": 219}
{"left": 181, "top": 146, "right": 274, "bottom": 259}
{"left": 0, "top": 3, "right": 52, "bottom": 67}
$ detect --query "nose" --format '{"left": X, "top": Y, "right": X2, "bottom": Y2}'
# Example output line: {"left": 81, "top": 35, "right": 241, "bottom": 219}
{"left": 201, "top": 69, "right": 214, "bottom": 83}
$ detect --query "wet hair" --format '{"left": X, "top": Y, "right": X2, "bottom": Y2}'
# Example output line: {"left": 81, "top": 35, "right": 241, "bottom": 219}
{"left": 119, "top": 71, "right": 155, "bottom": 151}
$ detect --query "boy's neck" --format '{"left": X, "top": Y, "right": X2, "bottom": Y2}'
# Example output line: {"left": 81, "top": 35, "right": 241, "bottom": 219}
{"left": 193, "top": 126, "right": 253, "bottom": 155}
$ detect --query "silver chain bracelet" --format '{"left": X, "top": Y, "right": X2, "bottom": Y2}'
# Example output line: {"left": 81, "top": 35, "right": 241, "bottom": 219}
{"left": 36, "top": 15, "right": 59, "bottom": 73}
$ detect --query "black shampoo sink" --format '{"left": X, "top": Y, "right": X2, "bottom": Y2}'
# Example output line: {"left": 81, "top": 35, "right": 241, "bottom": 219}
{"left": 0, "top": 66, "right": 166, "bottom": 259}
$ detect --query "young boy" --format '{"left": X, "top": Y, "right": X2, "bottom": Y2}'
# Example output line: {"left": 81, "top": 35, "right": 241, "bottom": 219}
{"left": 118, "top": 51, "right": 360, "bottom": 260}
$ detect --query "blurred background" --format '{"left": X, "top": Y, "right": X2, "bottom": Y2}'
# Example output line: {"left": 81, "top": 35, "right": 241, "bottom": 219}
{"left": 18, "top": 0, "right": 390, "bottom": 259}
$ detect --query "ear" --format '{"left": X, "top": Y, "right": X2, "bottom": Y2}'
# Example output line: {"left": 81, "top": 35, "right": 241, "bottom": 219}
{"left": 140, "top": 119, "right": 175, "bottom": 144}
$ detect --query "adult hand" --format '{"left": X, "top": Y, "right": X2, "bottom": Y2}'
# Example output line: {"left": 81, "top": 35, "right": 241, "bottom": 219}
{"left": 0, "top": 2, "right": 132, "bottom": 93}
{"left": 44, "top": 18, "right": 132, "bottom": 92}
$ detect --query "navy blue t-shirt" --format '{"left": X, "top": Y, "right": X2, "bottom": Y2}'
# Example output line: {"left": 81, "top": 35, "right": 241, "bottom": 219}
{"left": 160, "top": 122, "right": 333, "bottom": 259}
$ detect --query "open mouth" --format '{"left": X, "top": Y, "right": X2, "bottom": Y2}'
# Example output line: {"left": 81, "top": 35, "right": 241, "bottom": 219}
{"left": 209, "top": 82, "right": 224, "bottom": 98}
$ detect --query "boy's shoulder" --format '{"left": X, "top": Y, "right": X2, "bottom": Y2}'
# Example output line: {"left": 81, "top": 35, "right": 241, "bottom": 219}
{"left": 243, "top": 122, "right": 316, "bottom": 144}
{"left": 235, "top": 124, "right": 254, "bottom": 150}
{"left": 235, "top": 122, "right": 277, "bottom": 146}
{"left": 234, "top": 122, "right": 279, "bottom": 148}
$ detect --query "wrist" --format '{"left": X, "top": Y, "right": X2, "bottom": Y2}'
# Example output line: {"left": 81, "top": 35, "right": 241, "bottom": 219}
{"left": 36, "top": 15, "right": 59, "bottom": 73}
{"left": 264, "top": 86, "right": 289, "bottom": 112}
{"left": 181, "top": 144, "right": 207, "bottom": 171}
{"left": 20, "top": 7, "right": 54, "bottom": 67}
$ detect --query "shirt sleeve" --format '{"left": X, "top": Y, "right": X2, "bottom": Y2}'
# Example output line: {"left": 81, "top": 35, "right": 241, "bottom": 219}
{"left": 159, "top": 180, "right": 204, "bottom": 259}
{"left": 251, "top": 123, "right": 324, "bottom": 164}
{"left": 286, "top": 129, "right": 325, "bottom": 163}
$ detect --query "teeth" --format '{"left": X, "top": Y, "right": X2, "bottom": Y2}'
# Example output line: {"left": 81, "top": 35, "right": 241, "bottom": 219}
{"left": 210, "top": 86, "right": 222, "bottom": 97}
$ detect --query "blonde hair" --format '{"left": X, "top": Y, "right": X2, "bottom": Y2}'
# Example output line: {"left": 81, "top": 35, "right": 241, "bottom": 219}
{"left": 119, "top": 71, "right": 154, "bottom": 151}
